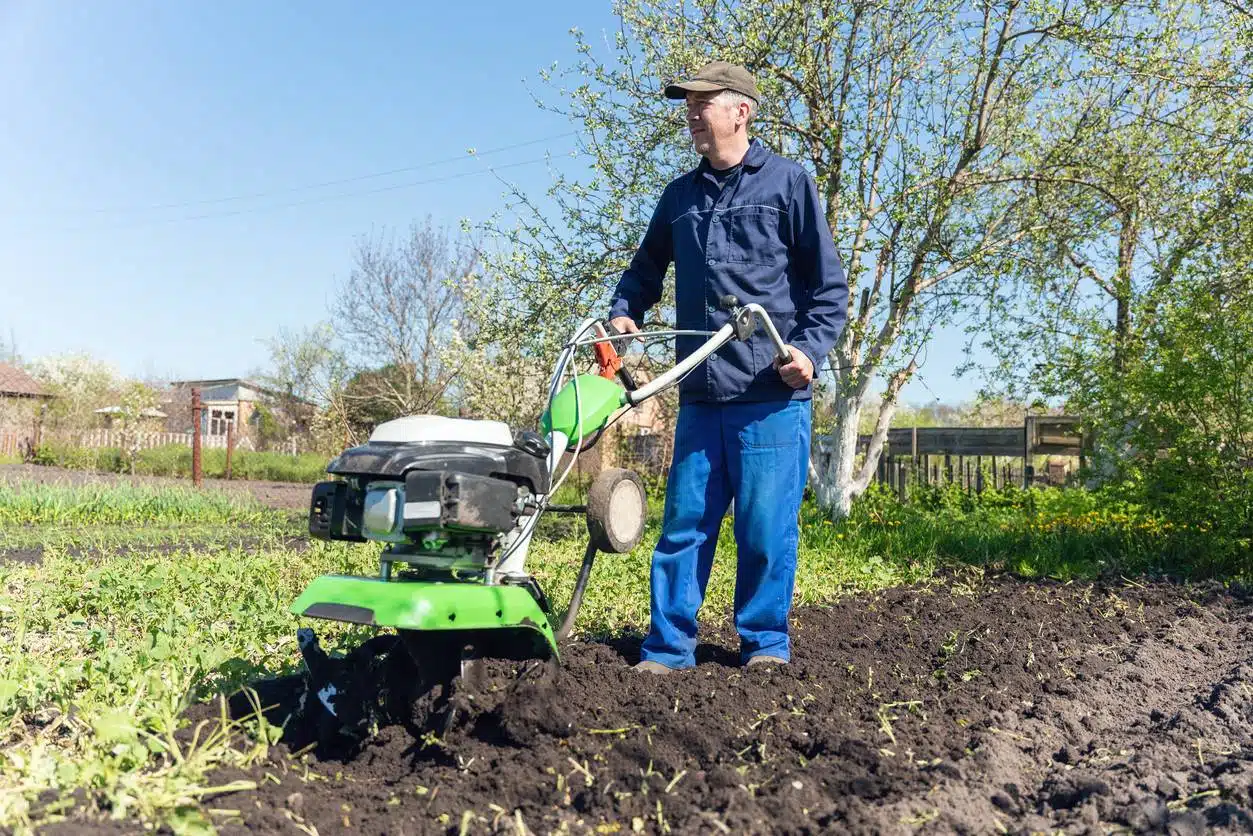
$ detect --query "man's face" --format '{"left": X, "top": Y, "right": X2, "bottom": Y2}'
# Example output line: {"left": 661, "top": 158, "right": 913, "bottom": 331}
{"left": 686, "top": 91, "right": 741, "bottom": 156}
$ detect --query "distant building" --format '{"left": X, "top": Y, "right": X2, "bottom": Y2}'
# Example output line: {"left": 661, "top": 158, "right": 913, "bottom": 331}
{"left": 162, "top": 378, "right": 311, "bottom": 440}
{"left": 0, "top": 362, "right": 52, "bottom": 431}
{"left": 0, "top": 363, "right": 54, "bottom": 453}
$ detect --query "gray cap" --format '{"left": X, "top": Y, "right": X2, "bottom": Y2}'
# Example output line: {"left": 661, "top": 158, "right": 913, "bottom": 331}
{"left": 664, "top": 60, "right": 760, "bottom": 103}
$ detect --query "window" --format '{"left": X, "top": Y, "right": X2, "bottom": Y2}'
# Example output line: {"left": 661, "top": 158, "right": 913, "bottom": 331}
{"left": 209, "top": 409, "right": 236, "bottom": 436}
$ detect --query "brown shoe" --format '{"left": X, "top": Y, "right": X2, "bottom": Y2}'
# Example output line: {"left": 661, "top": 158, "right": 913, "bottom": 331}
{"left": 633, "top": 660, "right": 677, "bottom": 674}
{"left": 745, "top": 654, "right": 787, "bottom": 668}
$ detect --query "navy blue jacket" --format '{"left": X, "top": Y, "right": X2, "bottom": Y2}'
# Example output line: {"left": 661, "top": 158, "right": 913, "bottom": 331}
{"left": 608, "top": 139, "right": 848, "bottom": 404}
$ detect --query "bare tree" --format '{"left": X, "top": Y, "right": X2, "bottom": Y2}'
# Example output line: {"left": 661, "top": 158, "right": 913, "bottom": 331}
{"left": 332, "top": 217, "right": 477, "bottom": 421}
{"left": 260, "top": 322, "right": 353, "bottom": 452}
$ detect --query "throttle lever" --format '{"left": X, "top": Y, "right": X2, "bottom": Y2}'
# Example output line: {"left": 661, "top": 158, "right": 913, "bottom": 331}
{"left": 597, "top": 321, "right": 638, "bottom": 390}
{"left": 718, "top": 295, "right": 792, "bottom": 363}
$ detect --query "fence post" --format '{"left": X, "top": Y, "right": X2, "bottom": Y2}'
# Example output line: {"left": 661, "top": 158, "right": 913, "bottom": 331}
{"left": 911, "top": 426, "right": 919, "bottom": 486}
{"left": 225, "top": 422, "right": 235, "bottom": 480}
{"left": 191, "top": 388, "right": 203, "bottom": 488}
{"left": 1023, "top": 415, "right": 1033, "bottom": 489}
{"left": 896, "top": 462, "right": 907, "bottom": 503}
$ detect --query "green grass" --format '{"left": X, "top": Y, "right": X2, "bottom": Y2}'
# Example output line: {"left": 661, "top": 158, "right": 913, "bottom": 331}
{"left": 0, "top": 482, "right": 286, "bottom": 526}
{"left": 0, "top": 478, "right": 1247, "bottom": 832}
{"left": 32, "top": 442, "right": 330, "bottom": 484}
{"left": 0, "top": 519, "right": 298, "bottom": 555}
{"left": 841, "top": 482, "right": 1252, "bottom": 581}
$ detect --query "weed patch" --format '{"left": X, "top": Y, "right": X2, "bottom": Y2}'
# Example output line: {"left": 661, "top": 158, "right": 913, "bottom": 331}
{"left": 0, "top": 482, "right": 281, "bottom": 526}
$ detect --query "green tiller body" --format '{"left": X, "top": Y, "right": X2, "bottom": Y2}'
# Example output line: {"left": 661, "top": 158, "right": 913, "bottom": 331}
{"left": 289, "top": 299, "right": 793, "bottom": 738}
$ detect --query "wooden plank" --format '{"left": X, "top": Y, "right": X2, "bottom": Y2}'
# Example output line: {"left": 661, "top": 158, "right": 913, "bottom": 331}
{"left": 858, "top": 427, "right": 1024, "bottom": 456}
{"left": 1029, "top": 416, "right": 1087, "bottom": 456}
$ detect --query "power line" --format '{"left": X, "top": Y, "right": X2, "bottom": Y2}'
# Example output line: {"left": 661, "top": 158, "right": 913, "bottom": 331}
{"left": 54, "top": 153, "right": 572, "bottom": 233}
{"left": 911, "top": 371, "right": 942, "bottom": 402}
{"left": 34, "top": 131, "right": 579, "bottom": 216}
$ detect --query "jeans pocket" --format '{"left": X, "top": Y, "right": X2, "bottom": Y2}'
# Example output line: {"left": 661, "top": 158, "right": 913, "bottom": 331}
{"left": 738, "top": 401, "right": 802, "bottom": 449}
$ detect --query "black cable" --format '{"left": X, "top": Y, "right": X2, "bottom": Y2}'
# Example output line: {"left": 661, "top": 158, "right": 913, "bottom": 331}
{"left": 58, "top": 156, "right": 565, "bottom": 232}
{"left": 40, "top": 132, "right": 578, "bottom": 216}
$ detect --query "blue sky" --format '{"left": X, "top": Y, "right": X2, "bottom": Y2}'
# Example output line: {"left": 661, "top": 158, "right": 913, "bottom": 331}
{"left": 0, "top": 0, "right": 985, "bottom": 406}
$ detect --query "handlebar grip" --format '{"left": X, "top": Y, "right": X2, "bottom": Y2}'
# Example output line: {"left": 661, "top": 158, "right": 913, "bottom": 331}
{"left": 619, "top": 365, "right": 638, "bottom": 390}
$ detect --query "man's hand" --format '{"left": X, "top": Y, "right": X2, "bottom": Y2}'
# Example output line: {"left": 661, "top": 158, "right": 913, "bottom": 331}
{"left": 608, "top": 316, "right": 641, "bottom": 343}
{"left": 774, "top": 346, "right": 814, "bottom": 389}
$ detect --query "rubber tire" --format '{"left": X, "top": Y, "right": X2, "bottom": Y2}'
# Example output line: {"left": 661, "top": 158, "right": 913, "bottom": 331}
{"left": 586, "top": 468, "right": 647, "bottom": 553}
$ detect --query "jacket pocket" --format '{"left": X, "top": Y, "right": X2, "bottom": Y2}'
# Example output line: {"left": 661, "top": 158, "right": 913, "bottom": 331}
{"left": 723, "top": 205, "right": 786, "bottom": 265}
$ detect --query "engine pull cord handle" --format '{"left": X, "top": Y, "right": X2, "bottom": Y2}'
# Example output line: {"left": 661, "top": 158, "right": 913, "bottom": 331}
{"left": 719, "top": 295, "right": 792, "bottom": 363}
{"left": 593, "top": 321, "right": 638, "bottom": 390}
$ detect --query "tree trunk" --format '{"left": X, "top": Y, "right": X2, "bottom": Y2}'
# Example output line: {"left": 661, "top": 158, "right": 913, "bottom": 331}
{"left": 1112, "top": 204, "right": 1139, "bottom": 373}
{"left": 817, "top": 394, "right": 863, "bottom": 518}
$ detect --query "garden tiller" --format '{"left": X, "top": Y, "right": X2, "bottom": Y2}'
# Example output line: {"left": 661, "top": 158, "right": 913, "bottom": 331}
{"left": 289, "top": 296, "right": 793, "bottom": 739}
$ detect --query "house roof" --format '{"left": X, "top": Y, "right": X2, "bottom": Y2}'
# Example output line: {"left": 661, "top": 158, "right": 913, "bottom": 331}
{"left": 0, "top": 363, "right": 49, "bottom": 398}
{"left": 94, "top": 406, "right": 168, "bottom": 418}
{"left": 165, "top": 377, "right": 314, "bottom": 406}
{"left": 167, "top": 377, "right": 266, "bottom": 390}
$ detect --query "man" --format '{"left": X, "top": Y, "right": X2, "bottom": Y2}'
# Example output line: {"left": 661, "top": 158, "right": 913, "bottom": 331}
{"left": 608, "top": 61, "right": 848, "bottom": 673}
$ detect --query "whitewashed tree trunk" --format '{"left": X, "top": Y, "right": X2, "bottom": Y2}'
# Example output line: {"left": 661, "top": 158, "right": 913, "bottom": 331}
{"left": 818, "top": 396, "right": 863, "bottom": 517}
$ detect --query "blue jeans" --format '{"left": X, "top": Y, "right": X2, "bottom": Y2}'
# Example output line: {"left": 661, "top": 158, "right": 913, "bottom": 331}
{"left": 640, "top": 399, "right": 812, "bottom": 668}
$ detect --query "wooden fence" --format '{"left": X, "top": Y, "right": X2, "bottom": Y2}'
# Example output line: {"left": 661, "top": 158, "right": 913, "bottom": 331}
{"left": 2, "top": 428, "right": 306, "bottom": 457}
{"left": 60, "top": 429, "right": 257, "bottom": 452}
{"left": 814, "top": 415, "right": 1091, "bottom": 499}
{"left": 0, "top": 430, "right": 27, "bottom": 457}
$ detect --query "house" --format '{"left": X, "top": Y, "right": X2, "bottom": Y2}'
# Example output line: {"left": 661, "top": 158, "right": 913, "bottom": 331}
{"left": 162, "top": 378, "right": 312, "bottom": 441}
{"left": 0, "top": 362, "right": 53, "bottom": 450}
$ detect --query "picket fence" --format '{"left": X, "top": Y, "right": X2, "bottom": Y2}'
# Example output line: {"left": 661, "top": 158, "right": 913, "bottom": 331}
{"left": 0, "top": 430, "right": 25, "bottom": 457}
{"left": 1, "top": 427, "right": 311, "bottom": 459}
{"left": 65, "top": 429, "right": 259, "bottom": 452}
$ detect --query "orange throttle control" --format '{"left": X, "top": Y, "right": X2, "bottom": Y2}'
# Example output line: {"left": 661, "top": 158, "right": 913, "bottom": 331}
{"left": 594, "top": 322, "right": 637, "bottom": 390}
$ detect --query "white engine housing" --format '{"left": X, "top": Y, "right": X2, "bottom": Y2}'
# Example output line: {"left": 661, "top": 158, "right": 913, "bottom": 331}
{"left": 368, "top": 414, "right": 515, "bottom": 447}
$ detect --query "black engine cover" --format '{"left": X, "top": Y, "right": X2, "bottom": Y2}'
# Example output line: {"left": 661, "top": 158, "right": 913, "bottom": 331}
{"left": 402, "top": 470, "right": 518, "bottom": 533}
{"left": 326, "top": 433, "right": 550, "bottom": 495}
{"left": 307, "top": 432, "right": 550, "bottom": 543}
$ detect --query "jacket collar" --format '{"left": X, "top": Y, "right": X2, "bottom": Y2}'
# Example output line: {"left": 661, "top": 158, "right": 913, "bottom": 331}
{"left": 694, "top": 137, "right": 769, "bottom": 178}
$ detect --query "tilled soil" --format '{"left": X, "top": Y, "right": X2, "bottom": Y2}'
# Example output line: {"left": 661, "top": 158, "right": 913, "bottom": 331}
{"left": 171, "top": 574, "right": 1253, "bottom": 835}
{"left": 0, "top": 463, "right": 312, "bottom": 510}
